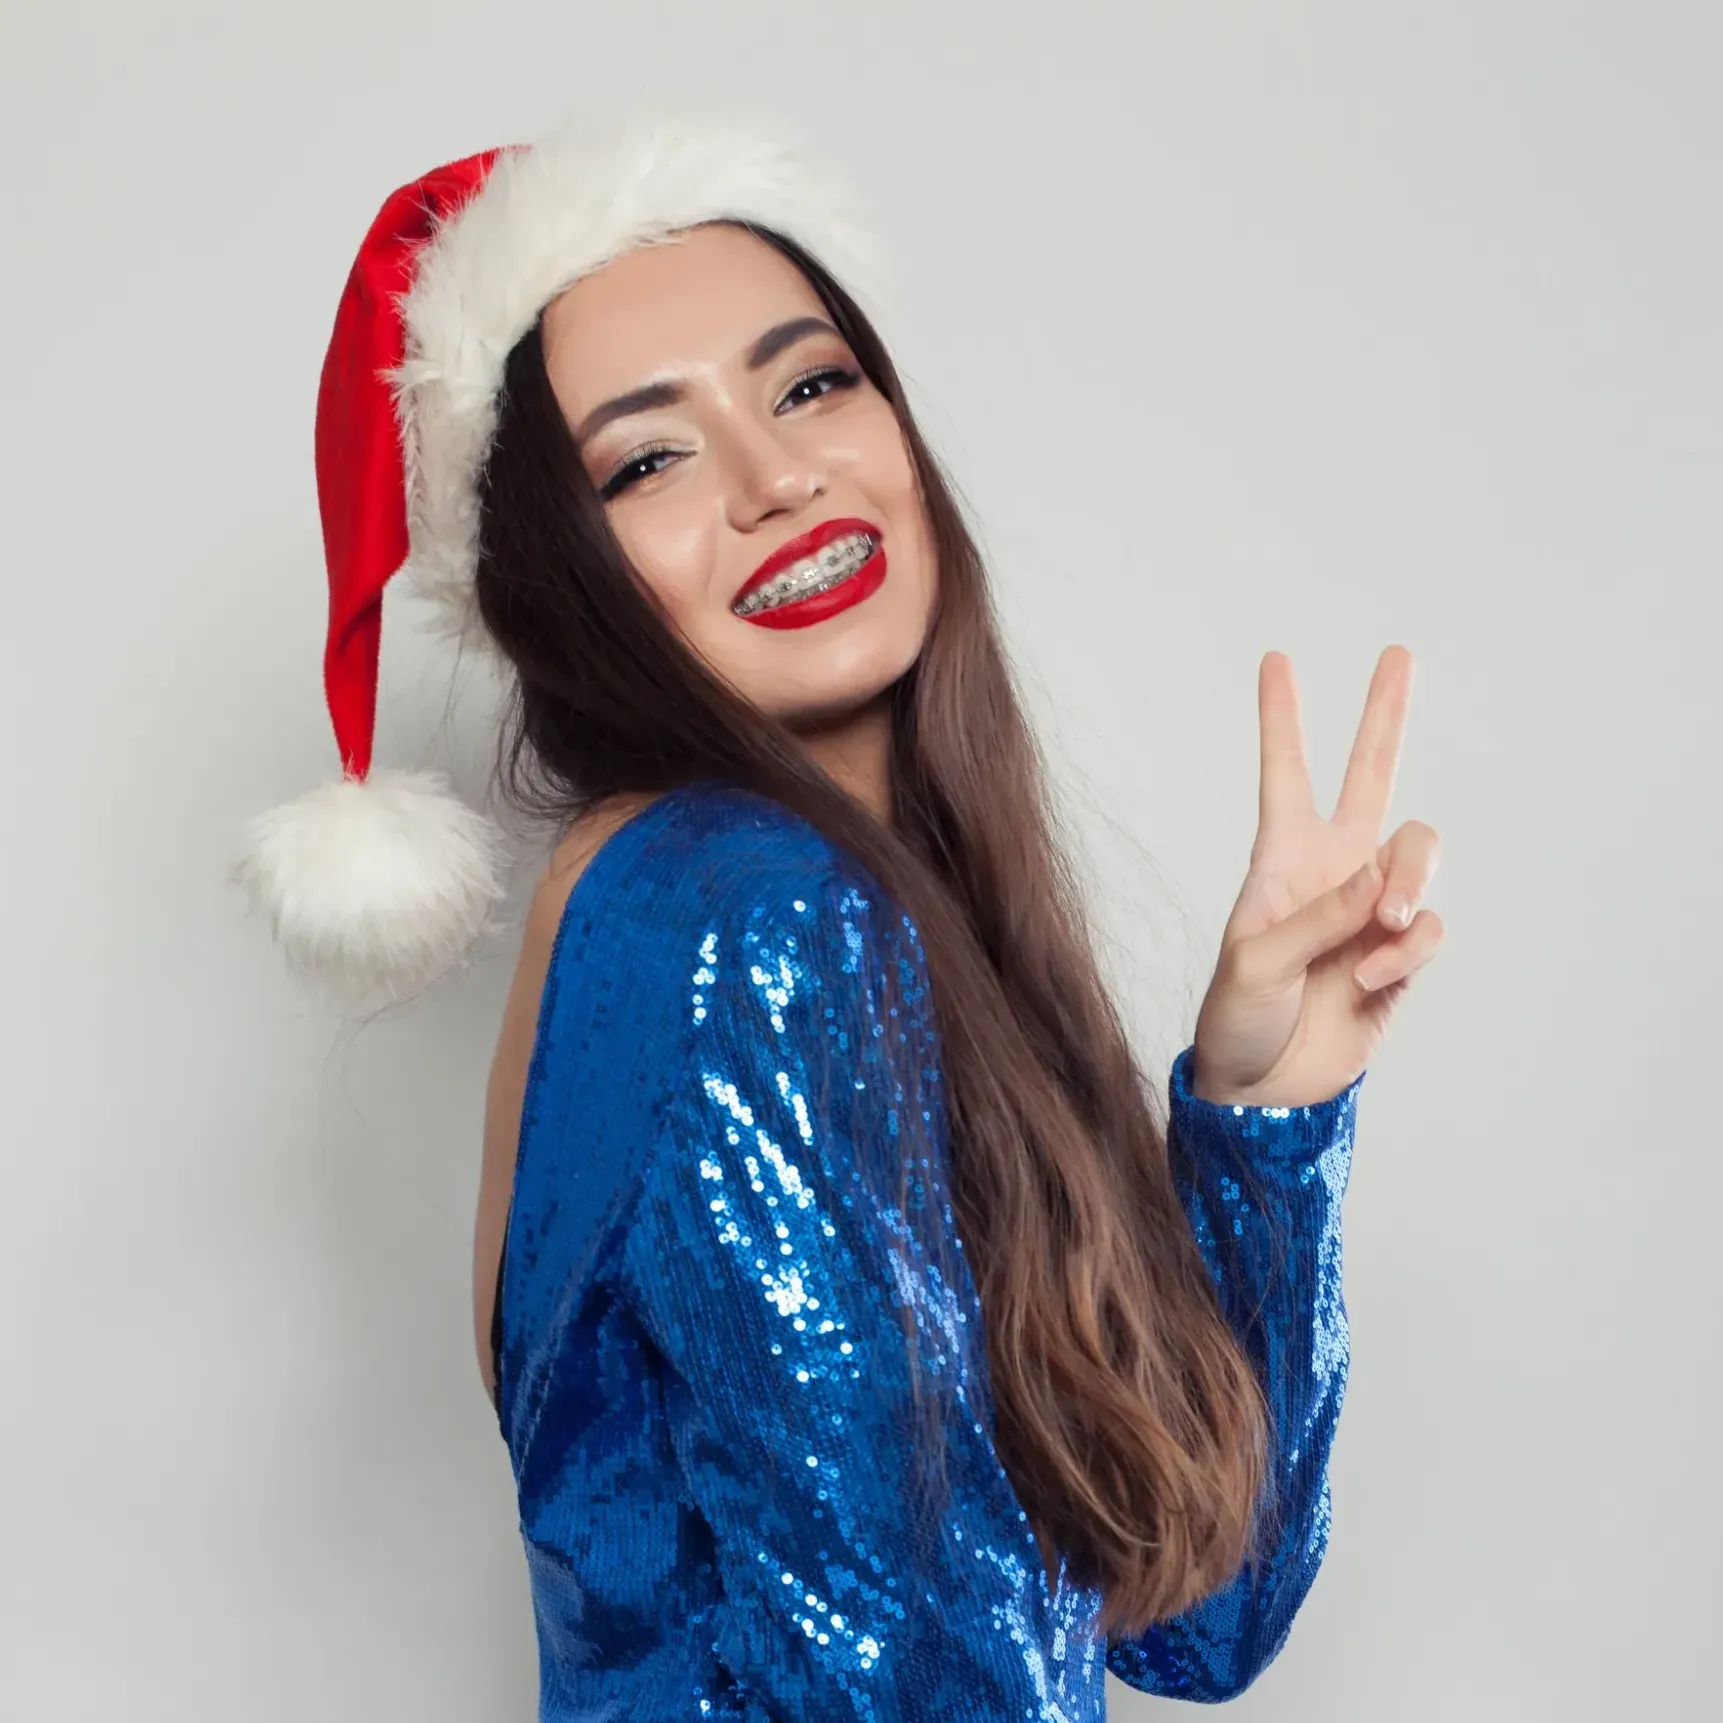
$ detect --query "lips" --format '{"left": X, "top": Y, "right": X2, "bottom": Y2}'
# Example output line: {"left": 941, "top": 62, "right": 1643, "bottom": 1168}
{"left": 732, "top": 516, "right": 883, "bottom": 609}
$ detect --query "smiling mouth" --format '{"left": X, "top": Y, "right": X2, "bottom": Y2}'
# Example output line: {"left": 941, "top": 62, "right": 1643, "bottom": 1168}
{"left": 731, "top": 530, "right": 881, "bottom": 617}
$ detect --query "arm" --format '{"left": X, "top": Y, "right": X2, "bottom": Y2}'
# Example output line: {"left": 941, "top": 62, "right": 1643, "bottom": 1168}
{"left": 612, "top": 865, "right": 1067, "bottom": 1720}
{"left": 1104, "top": 1044, "right": 1364, "bottom": 1701}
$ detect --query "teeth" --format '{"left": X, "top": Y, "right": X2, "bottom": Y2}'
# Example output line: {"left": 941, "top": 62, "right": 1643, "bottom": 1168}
{"left": 736, "top": 532, "right": 877, "bottom": 615}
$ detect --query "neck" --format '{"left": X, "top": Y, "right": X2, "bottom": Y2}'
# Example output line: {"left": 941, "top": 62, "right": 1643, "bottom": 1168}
{"left": 789, "top": 694, "right": 895, "bottom": 826}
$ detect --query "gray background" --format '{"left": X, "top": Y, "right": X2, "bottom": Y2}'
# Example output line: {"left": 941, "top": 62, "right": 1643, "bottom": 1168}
{"left": 2, "top": 2, "right": 1716, "bottom": 1717}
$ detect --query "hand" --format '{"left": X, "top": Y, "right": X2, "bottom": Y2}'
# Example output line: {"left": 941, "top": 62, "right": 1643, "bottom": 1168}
{"left": 1191, "top": 645, "right": 1444, "bottom": 1110}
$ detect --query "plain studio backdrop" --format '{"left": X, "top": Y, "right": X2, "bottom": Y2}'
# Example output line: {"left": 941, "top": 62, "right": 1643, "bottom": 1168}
{"left": 2, "top": 3, "right": 1716, "bottom": 1718}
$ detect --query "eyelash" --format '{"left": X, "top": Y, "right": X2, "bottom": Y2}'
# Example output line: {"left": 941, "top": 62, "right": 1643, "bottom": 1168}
{"left": 596, "top": 363, "right": 864, "bottom": 500}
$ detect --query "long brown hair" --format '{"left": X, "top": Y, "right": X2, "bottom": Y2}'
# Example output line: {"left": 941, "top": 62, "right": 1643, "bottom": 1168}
{"left": 470, "top": 220, "right": 1274, "bottom": 1638}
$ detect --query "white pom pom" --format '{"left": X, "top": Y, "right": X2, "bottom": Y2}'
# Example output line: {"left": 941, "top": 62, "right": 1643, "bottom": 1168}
{"left": 229, "top": 766, "right": 510, "bottom": 1016}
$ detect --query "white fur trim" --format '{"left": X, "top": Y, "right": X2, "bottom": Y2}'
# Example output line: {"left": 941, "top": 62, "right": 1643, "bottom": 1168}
{"left": 388, "top": 106, "right": 887, "bottom": 658}
{"left": 229, "top": 767, "right": 509, "bottom": 1016}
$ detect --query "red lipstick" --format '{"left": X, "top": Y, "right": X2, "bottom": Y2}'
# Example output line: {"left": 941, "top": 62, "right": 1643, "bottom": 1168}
{"left": 732, "top": 516, "right": 888, "bottom": 631}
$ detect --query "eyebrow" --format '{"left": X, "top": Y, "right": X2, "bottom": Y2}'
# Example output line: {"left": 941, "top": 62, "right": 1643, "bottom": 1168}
{"left": 571, "top": 315, "right": 842, "bottom": 448}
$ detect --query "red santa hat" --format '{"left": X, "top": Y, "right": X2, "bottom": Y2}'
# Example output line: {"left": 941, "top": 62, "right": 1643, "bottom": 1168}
{"left": 229, "top": 110, "right": 882, "bottom": 1016}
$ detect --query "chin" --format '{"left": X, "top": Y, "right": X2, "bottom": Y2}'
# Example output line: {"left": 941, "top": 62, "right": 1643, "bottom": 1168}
{"left": 750, "top": 631, "right": 922, "bottom": 726}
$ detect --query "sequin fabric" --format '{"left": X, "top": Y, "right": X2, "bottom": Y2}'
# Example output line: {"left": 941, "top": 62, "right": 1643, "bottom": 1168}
{"left": 495, "top": 782, "right": 1364, "bottom": 1719}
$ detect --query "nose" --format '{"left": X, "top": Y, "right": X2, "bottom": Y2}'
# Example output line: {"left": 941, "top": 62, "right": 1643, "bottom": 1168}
{"left": 717, "top": 410, "right": 827, "bottom": 529}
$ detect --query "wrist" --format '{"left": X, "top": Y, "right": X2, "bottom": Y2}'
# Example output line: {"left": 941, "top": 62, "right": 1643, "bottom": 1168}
{"left": 1180, "top": 1043, "right": 1366, "bottom": 1114}
{"left": 1187, "top": 1049, "right": 1255, "bottom": 1108}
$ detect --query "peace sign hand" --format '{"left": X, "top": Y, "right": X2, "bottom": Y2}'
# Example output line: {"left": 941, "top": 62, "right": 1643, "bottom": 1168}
{"left": 1190, "top": 645, "right": 1445, "bottom": 1110}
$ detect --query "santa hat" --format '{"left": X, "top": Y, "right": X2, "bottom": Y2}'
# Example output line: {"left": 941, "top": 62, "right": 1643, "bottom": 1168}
{"left": 229, "top": 109, "right": 883, "bottom": 1016}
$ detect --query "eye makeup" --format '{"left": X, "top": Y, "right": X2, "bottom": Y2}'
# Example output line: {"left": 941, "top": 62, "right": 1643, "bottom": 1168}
{"left": 595, "top": 363, "right": 863, "bottom": 500}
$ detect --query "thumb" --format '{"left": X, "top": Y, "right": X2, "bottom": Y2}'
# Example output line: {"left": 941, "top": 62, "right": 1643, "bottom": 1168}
{"left": 1247, "top": 860, "right": 1384, "bottom": 988}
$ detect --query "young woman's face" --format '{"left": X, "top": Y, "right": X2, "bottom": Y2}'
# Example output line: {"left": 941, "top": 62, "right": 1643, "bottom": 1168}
{"left": 540, "top": 222, "right": 937, "bottom": 727}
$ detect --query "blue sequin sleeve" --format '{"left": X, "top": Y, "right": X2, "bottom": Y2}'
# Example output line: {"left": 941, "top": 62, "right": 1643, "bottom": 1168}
{"left": 613, "top": 859, "right": 1083, "bottom": 1720}
{"left": 1102, "top": 1047, "right": 1364, "bottom": 1700}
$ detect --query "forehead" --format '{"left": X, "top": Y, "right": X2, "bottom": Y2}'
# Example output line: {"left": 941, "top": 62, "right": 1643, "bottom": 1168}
{"left": 540, "top": 222, "right": 828, "bottom": 408}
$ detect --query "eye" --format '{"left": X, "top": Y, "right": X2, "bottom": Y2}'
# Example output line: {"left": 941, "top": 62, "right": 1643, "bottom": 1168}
{"left": 776, "top": 364, "right": 863, "bottom": 413}
{"left": 598, "top": 443, "right": 681, "bottom": 501}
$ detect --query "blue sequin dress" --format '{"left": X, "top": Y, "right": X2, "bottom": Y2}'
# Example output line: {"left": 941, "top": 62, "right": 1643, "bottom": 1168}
{"left": 492, "top": 781, "right": 1364, "bottom": 1719}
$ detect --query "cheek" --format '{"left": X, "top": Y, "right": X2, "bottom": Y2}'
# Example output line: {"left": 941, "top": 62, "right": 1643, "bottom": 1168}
{"left": 610, "top": 499, "right": 718, "bottom": 621}
{"left": 881, "top": 444, "right": 938, "bottom": 613}
{"left": 828, "top": 416, "right": 933, "bottom": 560}
{"left": 838, "top": 411, "right": 916, "bottom": 500}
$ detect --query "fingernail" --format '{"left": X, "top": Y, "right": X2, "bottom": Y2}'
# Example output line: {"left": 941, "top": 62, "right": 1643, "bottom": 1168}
{"left": 1381, "top": 896, "right": 1412, "bottom": 927}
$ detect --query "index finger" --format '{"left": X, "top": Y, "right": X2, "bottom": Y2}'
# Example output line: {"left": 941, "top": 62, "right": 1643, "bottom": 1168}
{"left": 1258, "top": 651, "right": 1318, "bottom": 839}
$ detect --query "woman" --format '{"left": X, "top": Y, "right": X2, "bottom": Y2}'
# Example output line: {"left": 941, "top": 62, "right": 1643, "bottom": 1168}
{"left": 233, "top": 111, "right": 1443, "bottom": 1718}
